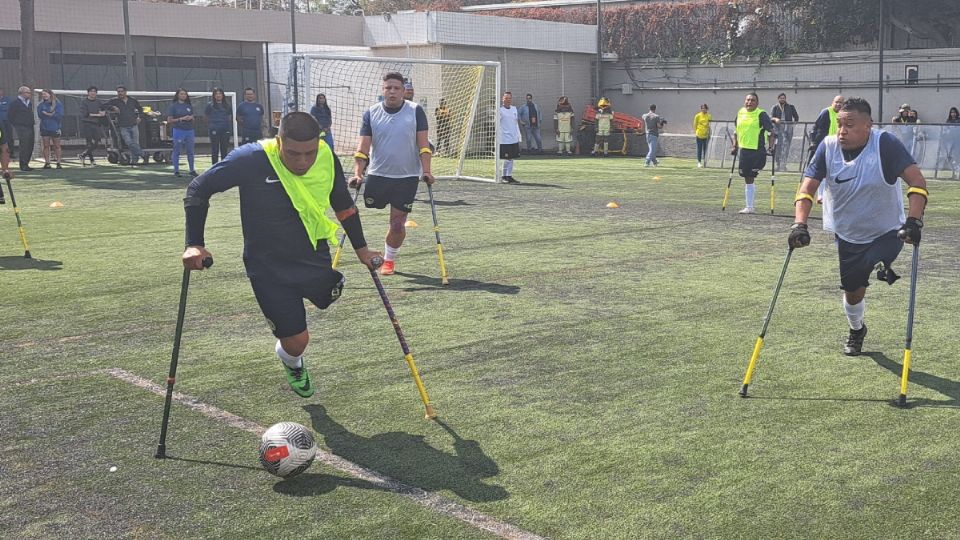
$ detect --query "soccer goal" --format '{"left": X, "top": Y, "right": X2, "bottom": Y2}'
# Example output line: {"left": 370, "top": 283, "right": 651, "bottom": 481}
{"left": 30, "top": 89, "right": 238, "bottom": 166}
{"left": 287, "top": 54, "right": 501, "bottom": 183}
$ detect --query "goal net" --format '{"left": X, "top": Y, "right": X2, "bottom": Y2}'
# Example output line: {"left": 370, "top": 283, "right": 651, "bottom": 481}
{"left": 287, "top": 54, "right": 501, "bottom": 183}
{"left": 30, "top": 89, "right": 238, "bottom": 166}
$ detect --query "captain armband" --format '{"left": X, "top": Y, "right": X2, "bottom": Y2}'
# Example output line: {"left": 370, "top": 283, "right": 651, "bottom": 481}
{"left": 906, "top": 186, "right": 929, "bottom": 200}
{"left": 419, "top": 147, "right": 433, "bottom": 155}
{"left": 353, "top": 151, "right": 369, "bottom": 161}
{"left": 335, "top": 206, "right": 358, "bottom": 221}
{"left": 794, "top": 193, "right": 815, "bottom": 204}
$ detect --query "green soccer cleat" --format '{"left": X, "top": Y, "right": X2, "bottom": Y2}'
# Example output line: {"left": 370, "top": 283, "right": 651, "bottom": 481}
{"left": 281, "top": 360, "right": 315, "bottom": 398}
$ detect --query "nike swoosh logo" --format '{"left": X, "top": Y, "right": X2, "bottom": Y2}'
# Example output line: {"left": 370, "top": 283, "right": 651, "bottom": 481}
{"left": 833, "top": 175, "right": 856, "bottom": 184}
{"left": 265, "top": 177, "right": 281, "bottom": 184}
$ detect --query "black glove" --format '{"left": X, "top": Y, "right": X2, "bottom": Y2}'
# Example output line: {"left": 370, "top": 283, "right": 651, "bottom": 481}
{"left": 768, "top": 146, "right": 776, "bottom": 157}
{"left": 788, "top": 222, "right": 810, "bottom": 249}
{"left": 731, "top": 147, "right": 738, "bottom": 156}
{"left": 898, "top": 217, "right": 922, "bottom": 244}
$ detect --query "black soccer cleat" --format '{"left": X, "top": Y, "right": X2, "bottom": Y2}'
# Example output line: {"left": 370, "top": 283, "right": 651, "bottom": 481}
{"left": 843, "top": 324, "right": 867, "bottom": 356}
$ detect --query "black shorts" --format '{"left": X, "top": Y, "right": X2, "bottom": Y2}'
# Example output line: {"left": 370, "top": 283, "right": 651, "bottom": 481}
{"left": 738, "top": 148, "right": 767, "bottom": 178}
{"left": 500, "top": 143, "right": 520, "bottom": 160}
{"left": 250, "top": 267, "right": 345, "bottom": 339}
{"left": 40, "top": 129, "right": 61, "bottom": 138}
{"left": 363, "top": 175, "right": 419, "bottom": 213}
{"left": 81, "top": 123, "right": 103, "bottom": 141}
{"left": 837, "top": 229, "right": 904, "bottom": 292}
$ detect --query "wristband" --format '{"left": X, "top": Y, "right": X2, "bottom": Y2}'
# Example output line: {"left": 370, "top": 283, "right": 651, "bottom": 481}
{"left": 353, "top": 151, "right": 369, "bottom": 161}
{"left": 794, "top": 193, "right": 815, "bottom": 204}
{"left": 419, "top": 147, "right": 433, "bottom": 155}
{"left": 906, "top": 186, "right": 929, "bottom": 199}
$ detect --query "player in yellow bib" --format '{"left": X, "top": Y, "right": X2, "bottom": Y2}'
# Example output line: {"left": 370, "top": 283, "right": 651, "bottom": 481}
{"left": 731, "top": 92, "right": 776, "bottom": 214}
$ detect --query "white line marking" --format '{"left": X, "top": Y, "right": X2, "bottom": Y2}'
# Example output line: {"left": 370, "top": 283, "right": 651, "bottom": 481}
{"left": 106, "top": 368, "right": 545, "bottom": 540}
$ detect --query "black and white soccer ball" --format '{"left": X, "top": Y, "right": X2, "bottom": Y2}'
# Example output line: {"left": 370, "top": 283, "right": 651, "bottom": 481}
{"left": 258, "top": 422, "right": 317, "bottom": 478}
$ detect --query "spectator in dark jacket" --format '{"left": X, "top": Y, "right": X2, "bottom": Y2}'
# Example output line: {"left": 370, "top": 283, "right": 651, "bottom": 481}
{"left": 8, "top": 86, "right": 36, "bottom": 171}
{"left": 310, "top": 93, "right": 334, "bottom": 152}
{"left": 205, "top": 87, "right": 233, "bottom": 165}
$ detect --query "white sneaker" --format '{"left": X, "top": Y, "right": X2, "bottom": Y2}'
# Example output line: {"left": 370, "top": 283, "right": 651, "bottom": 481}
{"left": 697, "top": 162, "right": 703, "bottom": 168}
{"left": 738, "top": 207, "right": 756, "bottom": 214}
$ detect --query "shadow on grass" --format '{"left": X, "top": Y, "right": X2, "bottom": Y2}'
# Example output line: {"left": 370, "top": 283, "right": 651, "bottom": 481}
{"left": 273, "top": 472, "right": 392, "bottom": 497}
{"left": 164, "top": 455, "right": 261, "bottom": 471}
{"left": 392, "top": 271, "right": 520, "bottom": 295}
{"left": 413, "top": 197, "right": 473, "bottom": 208}
{"left": 866, "top": 351, "right": 960, "bottom": 408}
{"left": 504, "top": 182, "right": 569, "bottom": 189}
{"left": 61, "top": 165, "right": 190, "bottom": 191}
{"left": 304, "top": 405, "right": 508, "bottom": 502}
{"left": 0, "top": 256, "right": 63, "bottom": 271}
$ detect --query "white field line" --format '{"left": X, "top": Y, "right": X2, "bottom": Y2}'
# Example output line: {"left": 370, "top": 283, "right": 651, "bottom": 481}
{"left": 105, "top": 368, "right": 546, "bottom": 540}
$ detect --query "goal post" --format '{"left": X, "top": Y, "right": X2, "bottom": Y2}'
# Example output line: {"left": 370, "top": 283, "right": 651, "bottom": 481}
{"left": 30, "top": 89, "right": 238, "bottom": 166}
{"left": 287, "top": 54, "right": 501, "bottom": 183}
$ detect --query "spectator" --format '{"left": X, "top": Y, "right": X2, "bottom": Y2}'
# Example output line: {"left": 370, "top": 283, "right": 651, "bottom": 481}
{"left": 519, "top": 94, "right": 543, "bottom": 154}
{"left": 891, "top": 103, "right": 921, "bottom": 161}
{"left": 310, "top": 93, "right": 334, "bottom": 152}
{"left": 642, "top": 104, "right": 667, "bottom": 166}
{"left": 943, "top": 106, "right": 960, "bottom": 178}
{"left": 554, "top": 96, "right": 575, "bottom": 156}
{"left": 37, "top": 89, "right": 64, "bottom": 169}
{"left": 79, "top": 86, "right": 106, "bottom": 165}
{"left": 205, "top": 87, "right": 232, "bottom": 165}
{"left": 8, "top": 86, "right": 36, "bottom": 171}
{"left": 236, "top": 87, "right": 264, "bottom": 145}
{"left": 434, "top": 98, "right": 452, "bottom": 157}
{"left": 403, "top": 80, "right": 415, "bottom": 102}
{"left": 692, "top": 103, "right": 711, "bottom": 167}
{"left": 771, "top": 93, "right": 799, "bottom": 171}
{"left": 592, "top": 98, "right": 613, "bottom": 157}
{"left": 166, "top": 88, "right": 198, "bottom": 178}
{"left": 106, "top": 86, "right": 145, "bottom": 165}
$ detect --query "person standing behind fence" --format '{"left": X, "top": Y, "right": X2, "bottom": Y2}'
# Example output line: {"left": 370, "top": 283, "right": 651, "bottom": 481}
{"left": 943, "top": 106, "right": 960, "bottom": 178}
{"left": 37, "top": 89, "right": 63, "bottom": 170}
{"left": 731, "top": 92, "right": 776, "bottom": 214}
{"left": 167, "top": 88, "right": 198, "bottom": 178}
{"left": 310, "top": 93, "right": 334, "bottom": 153}
{"left": 106, "top": 86, "right": 144, "bottom": 166}
{"left": 554, "top": 96, "right": 575, "bottom": 156}
{"left": 771, "top": 93, "right": 799, "bottom": 171}
{"left": 79, "top": 86, "right": 106, "bottom": 166}
{"left": 206, "top": 88, "right": 232, "bottom": 165}
{"left": 692, "top": 103, "right": 711, "bottom": 167}
{"left": 519, "top": 94, "right": 543, "bottom": 154}
{"left": 237, "top": 87, "right": 264, "bottom": 145}
{"left": 642, "top": 104, "right": 667, "bottom": 166}
{"left": 8, "top": 86, "right": 35, "bottom": 171}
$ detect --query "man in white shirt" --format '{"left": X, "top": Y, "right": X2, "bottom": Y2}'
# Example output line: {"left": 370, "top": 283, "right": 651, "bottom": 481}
{"left": 498, "top": 92, "right": 522, "bottom": 184}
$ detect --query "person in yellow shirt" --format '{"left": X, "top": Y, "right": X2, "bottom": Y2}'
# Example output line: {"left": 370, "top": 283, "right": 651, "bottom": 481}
{"left": 693, "top": 103, "right": 711, "bottom": 167}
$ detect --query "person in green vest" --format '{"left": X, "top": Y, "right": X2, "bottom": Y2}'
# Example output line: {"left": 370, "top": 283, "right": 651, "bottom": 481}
{"left": 181, "top": 111, "right": 382, "bottom": 398}
{"left": 808, "top": 94, "right": 844, "bottom": 164}
{"left": 730, "top": 92, "right": 776, "bottom": 214}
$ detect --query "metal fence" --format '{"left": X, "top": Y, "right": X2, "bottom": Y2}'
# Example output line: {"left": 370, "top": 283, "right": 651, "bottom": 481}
{"left": 704, "top": 121, "right": 960, "bottom": 179}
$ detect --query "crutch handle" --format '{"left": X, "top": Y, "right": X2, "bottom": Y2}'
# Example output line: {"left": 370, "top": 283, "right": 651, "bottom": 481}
{"left": 2, "top": 171, "right": 11, "bottom": 181}
{"left": 370, "top": 256, "right": 384, "bottom": 269}
{"left": 202, "top": 256, "right": 213, "bottom": 268}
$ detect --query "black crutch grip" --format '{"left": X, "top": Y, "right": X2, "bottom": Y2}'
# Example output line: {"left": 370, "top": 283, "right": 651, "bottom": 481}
{"left": 201, "top": 256, "right": 213, "bottom": 268}
{"left": 370, "top": 256, "right": 384, "bottom": 269}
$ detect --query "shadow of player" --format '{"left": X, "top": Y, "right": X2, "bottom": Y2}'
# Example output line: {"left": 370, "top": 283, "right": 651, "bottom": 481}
{"left": 0, "top": 256, "right": 63, "bottom": 271}
{"left": 304, "top": 404, "right": 508, "bottom": 502}
{"left": 867, "top": 351, "right": 960, "bottom": 408}
{"left": 392, "top": 271, "right": 520, "bottom": 295}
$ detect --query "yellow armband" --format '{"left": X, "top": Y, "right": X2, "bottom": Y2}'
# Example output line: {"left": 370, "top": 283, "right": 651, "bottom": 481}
{"left": 419, "top": 147, "right": 433, "bottom": 155}
{"left": 354, "top": 151, "right": 369, "bottom": 161}
{"left": 906, "top": 186, "right": 929, "bottom": 199}
{"left": 794, "top": 193, "right": 815, "bottom": 204}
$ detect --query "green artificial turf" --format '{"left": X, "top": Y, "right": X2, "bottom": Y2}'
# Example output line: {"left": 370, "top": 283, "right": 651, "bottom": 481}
{"left": 2, "top": 154, "right": 960, "bottom": 538}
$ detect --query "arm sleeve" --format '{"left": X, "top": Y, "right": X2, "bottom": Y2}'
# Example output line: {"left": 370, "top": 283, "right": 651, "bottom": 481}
{"left": 359, "top": 110, "right": 372, "bottom": 136}
{"left": 791, "top": 106, "right": 799, "bottom": 122}
{"left": 760, "top": 112, "right": 775, "bottom": 132}
{"left": 811, "top": 111, "right": 829, "bottom": 143}
{"left": 802, "top": 143, "right": 827, "bottom": 181}
{"left": 55, "top": 102, "right": 64, "bottom": 120}
{"left": 879, "top": 131, "right": 917, "bottom": 185}
{"left": 328, "top": 159, "right": 366, "bottom": 249}
{"left": 415, "top": 105, "right": 429, "bottom": 132}
{"left": 771, "top": 106, "right": 782, "bottom": 120}
{"left": 183, "top": 150, "right": 252, "bottom": 246}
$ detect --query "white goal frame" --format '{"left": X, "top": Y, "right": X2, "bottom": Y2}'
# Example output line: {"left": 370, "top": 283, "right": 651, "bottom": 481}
{"left": 287, "top": 54, "right": 501, "bottom": 183}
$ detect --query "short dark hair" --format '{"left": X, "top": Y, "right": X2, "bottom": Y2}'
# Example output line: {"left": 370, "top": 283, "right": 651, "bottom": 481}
{"left": 116, "top": 85, "right": 127, "bottom": 91}
{"left": 87, "top": 86, "right": 98, "bottom": 92}
{"left": 778, "top": 92, "right": 787, "bottom": 99}
{"left": 526, "top": 94, "right": 533, "bottom": 99}
{"left": 504, "top": 91, "right": 512, "bottom": 96}
{"left": 649, "top": 104, "right": 656, "bottom": 110}
{"left": 279, "top": 111, "right": 321, "bottom": 142}
{"left": 383, "top": 72, "right": 404, "bottom": 84}
{"left": 244, "top": 87, "right": 255, "bottom": 93}
{"left": 840, "top": 97, "right": 872, "bottom": 118}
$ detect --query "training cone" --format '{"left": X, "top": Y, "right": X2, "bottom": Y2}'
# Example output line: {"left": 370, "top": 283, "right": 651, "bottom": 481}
{"left": 49, "top": 201, "right": 64, "bottom": 208}
{"left": 652, "top": 176, "right": 661, "bottom": 181}
{"left": 606, "top": 201, "right": 620, "bottom": 209}
{"left": 405, "top": 219, "right": 418, "bottom": 227}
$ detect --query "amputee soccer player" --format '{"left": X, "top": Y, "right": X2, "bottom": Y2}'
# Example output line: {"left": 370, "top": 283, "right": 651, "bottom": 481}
{"left": 182, "top": 112, "right": 382, "bottom": 398}
{"left": 731, "top": 92, "right": 776, "bottom": 214}
{"left": 789, "top": 97, "right": 928, "bottom": 356}
{"left": 350, "top": 71, "right": 435, "bottom": 276}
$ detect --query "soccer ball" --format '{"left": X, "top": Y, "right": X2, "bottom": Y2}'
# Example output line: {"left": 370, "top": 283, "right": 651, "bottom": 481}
{"left": 258, "top": 422, "right": 317, "bottom": 478}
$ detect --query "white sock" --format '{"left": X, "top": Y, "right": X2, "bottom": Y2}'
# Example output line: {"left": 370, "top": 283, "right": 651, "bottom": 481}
{"left": 384, "top": 244, "right": 399, "bottom": 262}
{"left": 503, "top": 160, "right": 513, "bottom": 176}
{"left": 844, "top": 297, "right": 865, "bottom": 330}
{"left": 745, "top": 184, "right": 756, "bottom": 208}
{"left": 276, "top": 340, "right": 303, "bottom": 369}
